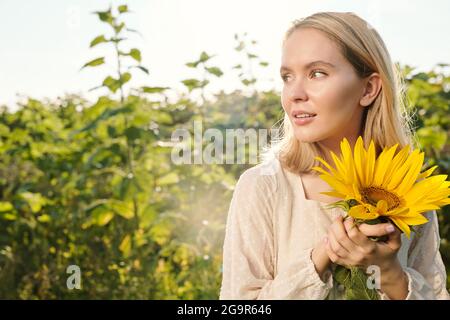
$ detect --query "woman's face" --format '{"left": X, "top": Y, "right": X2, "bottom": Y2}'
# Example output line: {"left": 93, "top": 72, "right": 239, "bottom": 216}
{"left": 280, "top": 28, "right": 367, "bottom": 150}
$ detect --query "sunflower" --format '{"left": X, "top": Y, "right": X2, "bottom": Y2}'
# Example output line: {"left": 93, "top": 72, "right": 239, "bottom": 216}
{"left": 312, "top": 136, "right": 450, "bottom": 238}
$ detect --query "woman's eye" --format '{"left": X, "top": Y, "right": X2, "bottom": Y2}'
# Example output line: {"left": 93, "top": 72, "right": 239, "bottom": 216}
{"left": 310, "top": 70, "right": 327, "bottom": 78}
{"left": 281, "top": 74, "right": 291, "bottom": 82}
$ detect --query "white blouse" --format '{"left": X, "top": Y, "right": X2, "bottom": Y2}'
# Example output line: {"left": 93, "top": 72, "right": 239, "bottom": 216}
{"left": 219, "top": 156, "right": 450, "bottom": 299}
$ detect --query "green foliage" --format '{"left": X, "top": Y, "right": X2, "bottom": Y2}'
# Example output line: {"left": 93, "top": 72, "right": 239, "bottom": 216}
{"left": 402, "top": 63, "right": 450, "bottom": 288}
{"left": 0, "top": 4, "right": 448, "bottom": 299}
{"left": 333, "top": 265, "right": 379, "bottom": 300}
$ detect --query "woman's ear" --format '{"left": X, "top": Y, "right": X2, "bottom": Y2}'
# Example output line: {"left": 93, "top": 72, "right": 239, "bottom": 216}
{"left": 360, "top": 73, "right": 382, "bottom": 107}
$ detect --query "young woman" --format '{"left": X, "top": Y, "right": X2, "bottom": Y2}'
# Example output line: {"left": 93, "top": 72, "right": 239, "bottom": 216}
{"left": 219, "top": 12, "right": 449, "bottom": 300}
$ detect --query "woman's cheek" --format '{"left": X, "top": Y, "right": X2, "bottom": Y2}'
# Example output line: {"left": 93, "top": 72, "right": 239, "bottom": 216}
{"left": 280, "top": 91, "right": 290, "bottom": 113}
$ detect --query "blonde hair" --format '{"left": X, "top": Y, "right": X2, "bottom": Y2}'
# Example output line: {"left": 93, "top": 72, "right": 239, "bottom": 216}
{"left": 266, "top": 12, "right": 416, "bottom": 174}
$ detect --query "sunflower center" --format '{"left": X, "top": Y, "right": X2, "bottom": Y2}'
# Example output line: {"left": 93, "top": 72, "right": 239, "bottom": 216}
{"left": 360, "top": 186, "right": 401, "bottom": 210}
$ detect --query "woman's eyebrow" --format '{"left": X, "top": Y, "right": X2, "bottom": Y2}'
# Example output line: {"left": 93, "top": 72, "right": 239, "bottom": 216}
{"left": 280, "top": 60, "right": 336, "bottom": 73}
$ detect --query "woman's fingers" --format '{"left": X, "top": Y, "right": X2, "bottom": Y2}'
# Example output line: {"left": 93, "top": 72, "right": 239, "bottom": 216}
{"left": 343, "top": 217, "right": 370, "bottom": 246}
{"left": 357, "top": 221, "right": 403, "bottom": 254}
{"left": 379, "top": 227, "right": 402, "bottom": 252}
{"left": 329, "top": 216, "right": 357, "bottom": 252}
{"left": 343, "top": 217, "right": 378, "bottom": 257}
{"left": 327, "top": 228, "right": 349, "bottom": 257}
{"left": 324, "top": 237, "right": 340, "bottom": 263}
{"left": 358, "top": 222, "right": 396, "bottom": 237}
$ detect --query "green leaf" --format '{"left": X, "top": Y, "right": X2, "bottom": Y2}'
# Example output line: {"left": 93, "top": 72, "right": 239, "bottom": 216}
{"left": 334, "top": 266, "right": 380, "bottom": 300}
{"left": 181, "top": 79, "right": 208, "bottom": 91}
{"left": 94, "top": 10, "right": 113, "bottom": 24}
{"left": 102, "top": 76, "right": 120, "bottom": 93}
{"left": 120, "top": 72, "right": 132, "bottom": 85}
{"left": 259, "top": 61, "right": 269, "bottom": 67}
{"left": 114, "top": 22, "right": 125, "bottom": 34}
{"left": 151, "top": 110, "right": 172, "bottom": 124}
{"left": 81, "top": 57, "right": 105, "bottom": 69}
{"left": 109, "top": 200, "right": 134, "bottom": 219}
{"left": 199, "top": 51, "right": 212, "bottom": 63}
{"left": 76, "top": 104, "right": 134, "bottom": 133}
{"left": 0, "top": 201, "right": 13, "bottom": 212}
{"left": 37, "top": 214, "right": 51, "bottom": 223}
{"left": 118, "top": 175, "right": 143, "bottom": 201}
{"left": 150, "top": 221, "right": 172, "bottom": 245}
{"left": 181, "top": 79, "right": 200, "bottom": 90}
{"left": 118, "top": 5, "right": 128, "bottom": 13}
{"left": 129, "top": 48, "right": 142, "bottom": 62}
{"left": 126, "top": 28, "right": 141, "bottom": 35}
{"left": 185, "top": 62, "right": 198, "bottom": 68}
{"left": 95, "top": 210, "right": 114, "bottom": 227}
{"left": 19, "top": 192, "right": 47, "bottom": 213}
{"left": 119, "top": 234, "right": 132, "bottom": 257}
{"left": 1, "top": 213, "right": 16, "bottom": 221}
{"left": 417, "top": 127, "right": 447, "bottom": 152}
{"left": 139, "top": 205, "right": 158, "bottom": 228}
{"left": 241, "top": 78, "right": 256, "bottom": 86}
{"left": 157, "top": 172, "right": 179, "bottom": 186}
{"left": 136, "top": 66, "right": 149, "bottom": 74}
{"left": 124, "top": 126, "right": 142, "bottom": 141}
{"left": 205, "top": 66, "right": 223, "bottom": 77}
{"left": 82, "top": 205, "right": 115, "bottom": 229}
{"left": 141, "top": 86, "right": 169, "bottom": 94}
{"left": 111, "top": 37, "right": 126, "bottom": 43}
{"left": 89, "top": 35, "right": 107, "bottom": 48}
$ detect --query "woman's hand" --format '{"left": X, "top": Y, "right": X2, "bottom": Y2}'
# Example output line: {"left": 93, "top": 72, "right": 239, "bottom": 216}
{"left": 324, "top": 215, "right": 401, "bottom": 271}
{"left": 324, "top": 215, "right": 409, "bottom": 299}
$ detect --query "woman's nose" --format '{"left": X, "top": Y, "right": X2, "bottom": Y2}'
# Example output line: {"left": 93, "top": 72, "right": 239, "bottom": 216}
{"left": 287, "top": 79, "right": 308, "bottom": 102}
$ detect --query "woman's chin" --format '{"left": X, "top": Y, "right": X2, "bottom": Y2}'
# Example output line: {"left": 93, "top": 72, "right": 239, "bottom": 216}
{"left": 294, "top": 132, "right": 321, "bottom": 144}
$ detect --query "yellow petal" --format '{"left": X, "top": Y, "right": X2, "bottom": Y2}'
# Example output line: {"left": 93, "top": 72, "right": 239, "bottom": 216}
{"left": 320, "top": 191, "right": 347, "bottom": 198}
{"left": 319, "top": 174, "right": 353, "bottom": 196}
{"left": 386, "top": 206, "right": 409, "bottom": 217}
{"left": 373, "top": 144, "right": 399, "bottom": 186}
{"left": 314, "top": 156, "right": 338, "bottom": 176}
{"left": 340, "top": 138, "right": 357, "bottom": 184}
{"left": 330, "top": 151, "right": 347, "bottom": 181}
{"left": 376, "top": 199, "right": 388, "bottom": 213}
{"left": 311, "top": 166, "right": 331, "bottom": 176}
{"left": 404, "top": 175, "right": 448, "bottom": 205}
{"left": 400, "top": 214, "right": 429, "bottom": 226}
{"left": 416, "top": 165, "right": 438, "bottom": 181}
{"left": 387, "top": 149, "right": 420, "bottom": 191}
{"left": 407, "top": 204, "right": 441, "bottom": 213}
{"left": 354, "top": 137, "right": 366, "bottom": 186}
{"left": 365, "top": 140, "right": 376, "bottom": 185}
{"left": 382, "top": 144, "right": 410, "bottom": 188}
{"left": 396, "top": 151, "right": 424, "bottom": 195}
{"left": 390, "top": 217, "right": 412, "bottom": 238}
{"left": 352, "top": 183, "right": 362, "bottom": 201}
{"left": 349, "top": 205, "right": 379, "bottom": 220}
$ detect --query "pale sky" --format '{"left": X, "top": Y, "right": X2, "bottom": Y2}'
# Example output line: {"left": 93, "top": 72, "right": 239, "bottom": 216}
{"left": 1, "top": 0, "right": 449, "bottom": 109}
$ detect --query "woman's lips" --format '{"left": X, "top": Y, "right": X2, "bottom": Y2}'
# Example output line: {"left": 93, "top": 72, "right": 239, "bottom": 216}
{"left": 292, "top": 114, "right": 316, "bottom": 125}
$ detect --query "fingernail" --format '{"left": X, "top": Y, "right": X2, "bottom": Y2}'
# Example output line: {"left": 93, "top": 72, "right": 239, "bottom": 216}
{"left": 386, "top": 224, "right": 395, "bottom": 233}
{"left": 323, "top": 237, "right": 328, "bottom": 244}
